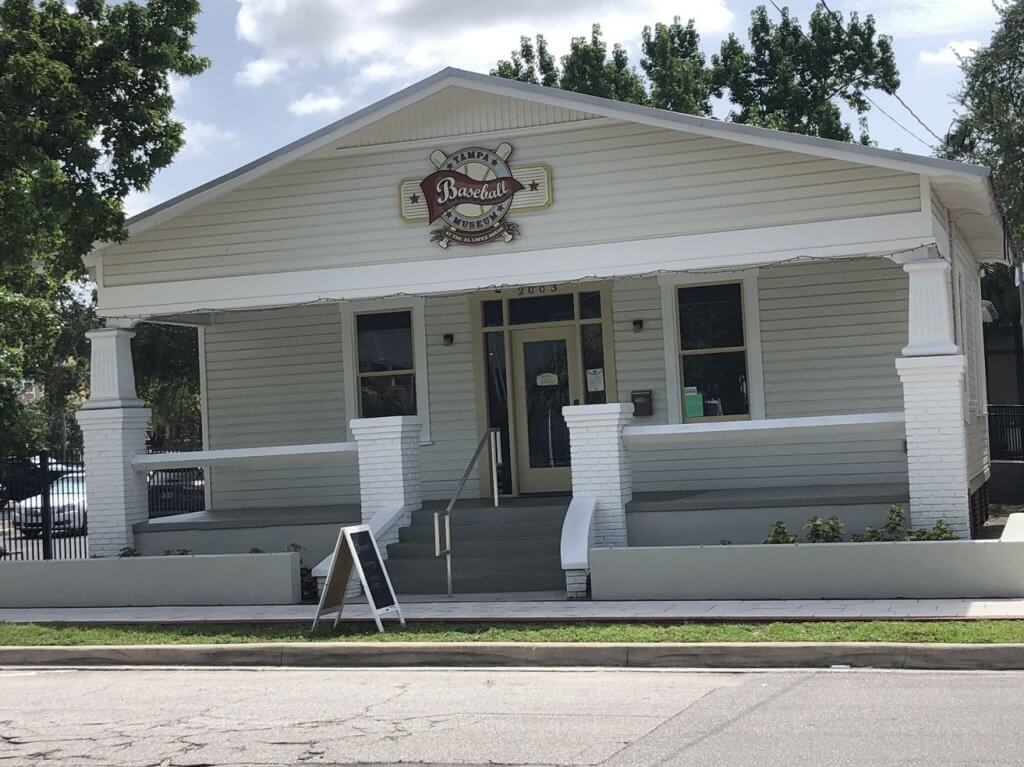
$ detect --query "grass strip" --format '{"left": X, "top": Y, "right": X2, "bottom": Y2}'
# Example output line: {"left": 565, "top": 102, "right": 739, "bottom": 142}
{"left": 3, "top": 621, "right": 1024, "bottom": 646}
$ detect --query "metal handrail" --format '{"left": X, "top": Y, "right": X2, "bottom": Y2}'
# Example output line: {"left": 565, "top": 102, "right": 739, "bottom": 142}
{"left": 434, "top": 428, "right": 501, "bottom": 597}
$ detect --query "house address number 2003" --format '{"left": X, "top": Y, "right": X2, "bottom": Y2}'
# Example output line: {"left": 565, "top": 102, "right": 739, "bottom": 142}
{"left": 516, "top": 284, "right": 560, "bottom": 296}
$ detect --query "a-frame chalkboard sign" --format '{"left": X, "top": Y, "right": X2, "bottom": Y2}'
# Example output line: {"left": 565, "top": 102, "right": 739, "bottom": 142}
{"left": 312, "top": 525, "right": 405, "bottom": 633}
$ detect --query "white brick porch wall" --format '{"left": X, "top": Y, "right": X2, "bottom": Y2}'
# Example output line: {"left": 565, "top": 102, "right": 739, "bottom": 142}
{"left": 896, "top": 355, "right": 971, "bottom": 536}
{"left": 343, "top": 416, "right": 422, "bottom": 598}
{"left": 76, "top": 327, "right": 150, "bottom": 558}
{"left": 563, "top": 403, "right": 633, "bottom": 548}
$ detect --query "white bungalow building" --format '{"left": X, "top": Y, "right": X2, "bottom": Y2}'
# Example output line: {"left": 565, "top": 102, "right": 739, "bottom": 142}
{"left": 79, "top": 68, "right": 1008, "bottom": 597}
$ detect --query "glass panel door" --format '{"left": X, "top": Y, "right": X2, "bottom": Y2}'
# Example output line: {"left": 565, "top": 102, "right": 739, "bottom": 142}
{"left": 511, "top": 326, "right": 581, "bottom": 493}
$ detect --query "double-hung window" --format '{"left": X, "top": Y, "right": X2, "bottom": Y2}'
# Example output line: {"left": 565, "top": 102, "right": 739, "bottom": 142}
{"left": 355, "top": 310, "right": 417, "bottom": 418}
{"left": 677, "top": 283, "right": 749, "bottom": 419}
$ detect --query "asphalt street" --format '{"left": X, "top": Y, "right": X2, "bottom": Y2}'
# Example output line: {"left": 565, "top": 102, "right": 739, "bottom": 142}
{"left": 0, "top": 665, "right": 1021, "bottom": 765}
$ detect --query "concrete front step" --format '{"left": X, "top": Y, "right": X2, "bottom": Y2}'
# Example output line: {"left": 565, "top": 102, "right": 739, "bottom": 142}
{"left": 387, "top": 539, "right": 560, "bottom": 559}
{"left": 385, "top": 559, "right": 566, "bottom": 594}
{"left": 410, "top": 507, "right": 567, "bottom": 527}
{"left": 399, "top": 521, "right": 564, "bottom": 543}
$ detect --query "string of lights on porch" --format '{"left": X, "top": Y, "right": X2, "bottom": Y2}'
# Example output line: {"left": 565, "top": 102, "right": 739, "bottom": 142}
{"left": 128, "top": 243, "right": 938, "bottom": 322}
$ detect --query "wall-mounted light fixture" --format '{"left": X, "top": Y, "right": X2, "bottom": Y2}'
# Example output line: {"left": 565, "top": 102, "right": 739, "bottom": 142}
{"left": 632, "top": 319, "right": 644, "bottom": 333}
{"left": 442, "top": 333, "right": 454, "bottom": 346}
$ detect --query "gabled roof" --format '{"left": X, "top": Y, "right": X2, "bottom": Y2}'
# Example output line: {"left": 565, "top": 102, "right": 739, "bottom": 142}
{"left": 107, "top": 67, "right": 1007, "bottom": 258}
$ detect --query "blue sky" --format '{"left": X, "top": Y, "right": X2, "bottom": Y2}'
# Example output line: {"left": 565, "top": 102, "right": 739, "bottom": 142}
{"left": 128, "top": 0, "right": 1001, "bottom": 216}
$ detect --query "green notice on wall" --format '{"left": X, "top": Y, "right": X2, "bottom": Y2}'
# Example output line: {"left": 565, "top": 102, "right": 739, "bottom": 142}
{"left": 684, "top": 386, "right": 704, "bottom": 418}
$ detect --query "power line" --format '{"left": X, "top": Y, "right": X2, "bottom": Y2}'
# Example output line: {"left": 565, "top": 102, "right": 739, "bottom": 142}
{"left": 818, "top": 0, "right": 947, "bottom": 145}
{"left": 864, "top": 93, "right": 932, "bottom": 149}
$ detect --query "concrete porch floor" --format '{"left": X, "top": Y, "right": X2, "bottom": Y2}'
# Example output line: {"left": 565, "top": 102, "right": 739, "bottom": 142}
{"left": 4, "top": 597, "right": 1024, "bottom": 624}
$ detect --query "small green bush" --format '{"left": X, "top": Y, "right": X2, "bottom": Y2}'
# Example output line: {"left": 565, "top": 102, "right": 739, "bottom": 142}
{"left": 804, "top": 515, "right": 844, "bottom": 543}
{"left": 763, "top": 521, "right": 798, "bottom": 544}
{"left": 116, "top": 546, "right": 139, "bottom": 558}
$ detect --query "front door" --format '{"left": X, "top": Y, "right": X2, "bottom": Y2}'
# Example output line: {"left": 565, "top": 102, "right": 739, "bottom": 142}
{"left": 511, "top": 326, "right": 583, "bottom": 493}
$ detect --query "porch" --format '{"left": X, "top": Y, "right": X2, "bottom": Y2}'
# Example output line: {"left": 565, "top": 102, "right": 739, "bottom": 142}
{"left": 75, "top": 254, "right": 987, "bottom": 598}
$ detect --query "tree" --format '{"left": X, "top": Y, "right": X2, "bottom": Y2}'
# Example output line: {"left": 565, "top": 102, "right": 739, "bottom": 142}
{"left": 493, "top": 25, "right": 647, "bottom": 105}
{"left": 559, "top": 25, "right": 646, "bottom": 104}
{"left": 713, "top": 5, "right": 899, "bottom": 143}
{"left": 493, "top": 4, "right": 901, "bottom": 143}
{"left": 0, "top": 0, "right": 207, "bottom": 456}
{"left": 490, "top": 35, "right": 558, "bottom": 87}
{"left": 641, "top": 17, "right": 713, "bottom": 116}
{"left": 946, "top": 0, "right": 1024, "bottom": 260}
{"left": 132, "top": 323, "right": 201, "bottom": 449}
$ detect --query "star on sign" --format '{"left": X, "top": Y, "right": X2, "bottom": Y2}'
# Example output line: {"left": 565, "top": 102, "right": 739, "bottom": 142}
{"left": 528, "top": 180, "right": 540, "bottom": 191}
{"left": 409, "top": 193, "right": 420, "bottom": 204}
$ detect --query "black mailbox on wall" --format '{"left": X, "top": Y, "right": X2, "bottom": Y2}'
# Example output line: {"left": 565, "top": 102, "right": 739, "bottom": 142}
{"left": 630, "top": 390, "right": 654, "bottom": 417}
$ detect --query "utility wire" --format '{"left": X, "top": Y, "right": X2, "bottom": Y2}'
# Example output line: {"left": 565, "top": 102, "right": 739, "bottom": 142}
{"left": 818, "top": 0, "right": 947, "bottom": 145}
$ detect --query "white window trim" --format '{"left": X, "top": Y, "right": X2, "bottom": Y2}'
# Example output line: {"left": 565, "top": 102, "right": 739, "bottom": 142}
{"left": 658, "top": 271, "right": 765, "bottom": 424}
{"left": 340, "top": 298, "right": 431, "bottom": 443}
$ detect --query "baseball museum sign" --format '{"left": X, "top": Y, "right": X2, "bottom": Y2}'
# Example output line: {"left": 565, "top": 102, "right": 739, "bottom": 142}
{"left": 399, "top": 142, "right": 552, "bottom": 248}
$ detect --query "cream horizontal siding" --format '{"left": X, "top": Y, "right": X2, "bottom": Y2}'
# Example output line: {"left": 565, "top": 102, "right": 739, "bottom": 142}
{"left": 102, "top": 119, "right": 922, "bottom": 286}
{"left": 611, "top": 278, "right": 669, "bottom": 423}
{"left": 628, "top": 428, "right": 909, "bottom": 492}
{"left": 759, "top": 259, "right": 908, "bottom": 416}
{"left": 335, "top": 86, "right": 599, "bottom": 148}
{"left": 419, "top": 295, "right": 481, "bottom": 501}
{"left": 951, "top": 226, "right": 990, "bottom": 482}
{"left": 615, "top": 260, "right": 910, "bottom": 493}
{"left": 203, "top": 304, "right": 358, "bottom": 509}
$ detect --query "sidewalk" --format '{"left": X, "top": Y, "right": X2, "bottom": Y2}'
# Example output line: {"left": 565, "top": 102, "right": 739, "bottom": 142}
{"left": 4, "top": 596, "right": 1024, "bottom": 624}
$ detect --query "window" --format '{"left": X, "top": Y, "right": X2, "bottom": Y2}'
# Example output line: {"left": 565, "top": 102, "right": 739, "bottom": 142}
{"left": 355, "top": 310, "right": 417, "bottom": 418}
{"left": 677, "top": 283, "right": 749, "bottom": 419}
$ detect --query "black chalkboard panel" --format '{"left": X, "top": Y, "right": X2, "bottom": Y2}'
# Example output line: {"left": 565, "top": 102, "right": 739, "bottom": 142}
{"left": 350, "top": 530, "right": 395, "bottom": 610}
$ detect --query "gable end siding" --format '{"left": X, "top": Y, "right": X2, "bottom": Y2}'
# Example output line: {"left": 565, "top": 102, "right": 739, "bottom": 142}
{"left": 100, "top": 121, "right": 922, "bottom": 287}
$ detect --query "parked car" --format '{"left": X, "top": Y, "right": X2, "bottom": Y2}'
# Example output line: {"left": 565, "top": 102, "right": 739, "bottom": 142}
{"left": 10, "top": 473, "right": 88, "bottom": 538}
{"left": 147, "top": 468, "right": 205, "bottom": 514}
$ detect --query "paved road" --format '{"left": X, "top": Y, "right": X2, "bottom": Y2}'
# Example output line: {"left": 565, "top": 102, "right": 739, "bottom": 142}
{"left": 1, "top": 666, "right": 1021, "bottom": 765}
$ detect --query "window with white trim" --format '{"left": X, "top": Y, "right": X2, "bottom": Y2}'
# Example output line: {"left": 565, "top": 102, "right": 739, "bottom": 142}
{"left": 355, "top": 310, "right": 417, "bottom": 417}
{"left": 677, "top": 282, "right": 750, "bottom": 419}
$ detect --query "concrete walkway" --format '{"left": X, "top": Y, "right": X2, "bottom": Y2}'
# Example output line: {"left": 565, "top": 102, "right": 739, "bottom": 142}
{"left": 4, "top": 596, "right": 1024, "bottom": 624}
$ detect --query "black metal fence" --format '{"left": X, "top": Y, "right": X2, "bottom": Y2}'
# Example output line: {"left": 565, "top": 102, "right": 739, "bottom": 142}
{"left": 1, "top": 451, "right": 88, "bottom": 561}
{"left": 147, "top": 466, "right": 206, "bottom": 518}
{"left": 990, "top": 405, "right": 1024, "bottom": 462}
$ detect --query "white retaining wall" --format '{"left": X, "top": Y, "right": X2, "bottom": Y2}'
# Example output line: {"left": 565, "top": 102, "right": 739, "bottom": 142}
{"left": 0, "top": 553, "right": 301, "bottom": 607}
{"left": 592, "top": 518, "right": 1024, "bottom": 600}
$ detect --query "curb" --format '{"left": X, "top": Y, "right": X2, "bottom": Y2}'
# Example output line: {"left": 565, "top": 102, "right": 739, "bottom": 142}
{"left": 2, "top": 642, "right": 1024, "bottom": 670}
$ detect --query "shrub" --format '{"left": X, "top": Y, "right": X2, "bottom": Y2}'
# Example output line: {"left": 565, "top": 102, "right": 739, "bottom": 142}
{"left": 117, "top": 546, "right": 140, "bottom": 558}
{"left": 804, "top": 515, "right": 844, "bottom": 543}
{"left": 908, "top": 520, "right": 958, "bottom": 541}
{"left": 763, "top": 521, "right": 798, "bottom": 544}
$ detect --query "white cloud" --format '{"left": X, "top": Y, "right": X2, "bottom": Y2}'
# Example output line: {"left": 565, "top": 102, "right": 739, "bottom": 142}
{"left": 918, "top": 39, "right": 979, "bottom": 65}
{"left": 361, "top": 61, "right": 399, "bottom": 83}
{"left": 236, "top": 57, "right": 289, "bottom": 87}
{"left": 181, "top": 120, "right": 239, "bottom": 156}
{"left": 124, "top": 190, "right": 156, "bottom": 218}
{"left": 233, "top": 0, "right": 734, "bottom": 91}
{"left": 168, "top": 73, "right": 191, "bottom": 101}
{"left": 873, "top": 0, "right": 997, "bottom": 38}
{"left": 289, "top": 88, "right": 345, "bottom": 116}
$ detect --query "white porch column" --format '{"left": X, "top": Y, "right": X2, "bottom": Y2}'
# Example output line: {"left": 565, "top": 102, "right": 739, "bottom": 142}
{"left": 902, "top": 259, "right": 959, "bottom": 357}
{"left": 75, "top": 327, "right": 151, "bottom": 557}
{"left": 563, "top": 402, "right": 633, "bottom": 551}
{"left": 896, "top": 258, "right": 971, "bottom": 537}
{"left": 349, "top": 416, "right": 422, "bottom": 541}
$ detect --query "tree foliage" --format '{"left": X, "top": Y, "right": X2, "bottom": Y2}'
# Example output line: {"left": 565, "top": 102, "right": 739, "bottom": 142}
{"left": 0, "top": 0, "right": 207, "bottom": 456}
{"left": 946, "top": 0, "right": 1024, "bottom": 261}
{"left": 493, "top": 3, "right": 899, "bottom": 144}
{"left": 713, "top": 5, "right": 899, "bottom": 143}
{"left": 641, "top": 18, "right": 713, "bottom": 116}
{"left": 132, "top": 323, "right": 201, "bottom": 448}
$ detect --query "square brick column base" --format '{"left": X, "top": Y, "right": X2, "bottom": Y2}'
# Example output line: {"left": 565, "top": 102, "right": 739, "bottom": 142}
{"left": 896, "top": 355, "right": 971, "bottom": 537}
{"left": 76, "top": 407, "right": 151, "bottom": 558}
{"left": 344, "top": 416, "right": 423, "bottom": 597}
